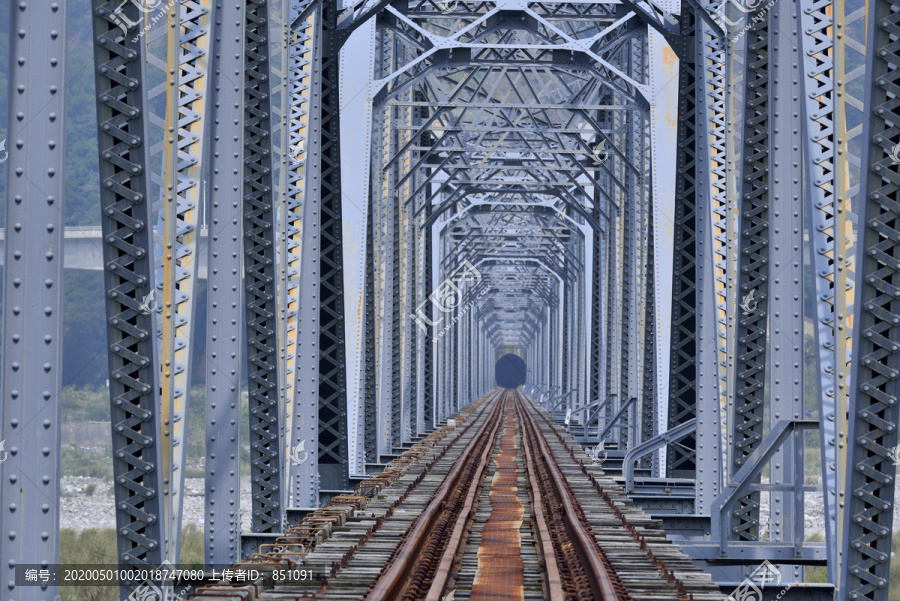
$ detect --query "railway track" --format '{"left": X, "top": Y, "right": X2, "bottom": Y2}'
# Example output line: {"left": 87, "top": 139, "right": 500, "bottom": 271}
{"left": 186, "top": 390, "right": 724, "bottom": 601}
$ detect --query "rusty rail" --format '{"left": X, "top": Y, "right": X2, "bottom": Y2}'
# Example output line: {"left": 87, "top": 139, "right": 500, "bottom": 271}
{"left": 515, "top": 390, "right": 630, "bottom": 600}
{"left": 364, "top": 390, "right": 508, "bottom": 601}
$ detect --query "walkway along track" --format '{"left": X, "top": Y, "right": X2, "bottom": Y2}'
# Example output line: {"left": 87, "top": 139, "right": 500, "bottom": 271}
{"left": 185, "top": 391, "right": 725, "bottom": 601}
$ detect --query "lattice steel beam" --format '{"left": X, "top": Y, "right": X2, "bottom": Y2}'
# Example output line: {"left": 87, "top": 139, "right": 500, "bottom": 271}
{"left": 243, "top": 0, "right": 283, "bottom": 532}
{"left": 293, "top": 1, "right": 322, "bottom": 505}
{"left": 667, "top": 5, "right": 699, "bottom": 478}
{"left": 153, "top": 0, "right": 212, "bottom": 562}
{"left": 91, "top": 0, "right": 165, "bottom": 590}
{"left": 730, "top": 11, "right": 771, "bottom": 542}
{"left": 799, "top": 0, "right": 856, "bottom": 581}
{"left": 315, "top": 0, "right": 351, "bottom": 491}
{"left": 840, "top": 0, "right": 900, "bottom": 594}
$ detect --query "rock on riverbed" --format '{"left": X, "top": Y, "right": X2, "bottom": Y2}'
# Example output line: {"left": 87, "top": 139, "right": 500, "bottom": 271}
{"left": 60, "top": 475, "right": 253, "bottom": 533}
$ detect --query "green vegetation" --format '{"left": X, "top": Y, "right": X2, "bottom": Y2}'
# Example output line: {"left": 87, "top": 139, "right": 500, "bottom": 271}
{"left": 59, "top": 527, "right": 205, "bottom": 601}
{"left": 61, "top": 446, "right": 114, "bottom": 480}
{"left": 62, "top": 386, "right": 112, "bottom": 423}
{"left": 60, "top": 385, "right": 251, "bottom": 479}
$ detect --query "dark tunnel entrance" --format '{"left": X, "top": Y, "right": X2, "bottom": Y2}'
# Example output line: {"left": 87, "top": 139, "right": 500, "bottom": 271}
{"left": 495, "top": 354, "right": 527, "bottom": 388}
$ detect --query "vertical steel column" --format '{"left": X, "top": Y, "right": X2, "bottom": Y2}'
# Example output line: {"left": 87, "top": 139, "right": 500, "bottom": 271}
{"left": 0, "top": 2, "right": 68, "bottom": 600}
{"left": 289, "top": 1, "right": 319, "bottom": 507}
{"left": 798, "top": 0, "right": 846, "bottom": 578}
{"left": 390, "top": 187, "right": 402, "bottom": 447}
{"left": 730, "top": 9, "right": 772, "bottom": 541}
{"left": 243, "top": 0, "right": 283, "bottom": 531}
{"left": 625, "top": 35, "right": 648, "bottom": 450}
{"left": 767, "top": 0, "right": 804, "bottom": 572}
{"left": 590, "top": 190, "right": 603, "bottom": 416}
{"left": 840, "top": 0, "right": 900, "bottom": 593}
{"left": 158, "top": 0, "right": 211, "bottom": 562}
{"left": 160, "top": 2, "right": 183, "bottom": 563}
{"left": 274, "top": 0, "right": 303, "bottom": 504}
{"left": 371, "top": 33, "right": 392, "bottom": 457}
{"left": 363, "top": 154, "right": 378, "bottom": 462}
{"left": 204, "top": 0, "right": 245, "bottom": 565}
{"left": 422, "top": 204, "right": 435, "bottom": 431}
{"left": 830, "top": 0, "right": 863, "bottom": 583}
{"left": 693, "top": 12, "right": 726, "bottom": 515}
{"left": 294, "top": 2, "right": 324, "bottom": 503}
{"left": 598, "top": 196, "right": 609, "bottom": 410}
{"left": 641, "top": 218, "right": 657, "bottom": 471}
{"left": 452, "top": 308, "right": 459, "bottom": 411}
{"left": 667, "top": 6, "right": 699, "bottom": 478}
{"left": 315, "top": 0, "right": 350, "bottom": 489}
{"left": 410, "top": 213, "right": 422, "bottom": 437}
{"left": 91, "top": 0, "right": 165, "bottom": 588}
{"left": 608, "top": 173, "right": 623, "bottom": 431}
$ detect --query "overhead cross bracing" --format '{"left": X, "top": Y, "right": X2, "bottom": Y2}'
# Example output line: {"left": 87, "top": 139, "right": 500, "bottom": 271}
{"left": 0, "top": 0, "right": 896, "bottom": 599}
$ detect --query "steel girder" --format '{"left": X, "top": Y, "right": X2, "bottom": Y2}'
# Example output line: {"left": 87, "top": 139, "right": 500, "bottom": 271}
{"left": 797, "top": 0, "right": 858, "bottom": 583}
{"left": 143, "top": 0, "right": 212, "bottom": 562}
{"left": 730, "top": 7, "right": 772, "bottom": 543}
{"left": 0, "top": 2, "right": 68, "bottom": 600}
{"left": 273, "top": 0, "right": 301, "bottom": 509}
{"left": 696, "top": 4, "right": 727, "bottom": 518}
{"left": 640, "top": 216, "right": 657, "bottom": 471}
{"left": 422, "top": 199, "right": 435, "bottom": 431}
{"left": 243, "top": 0, "right": 284, "bottom": 532}
{"left": 840, "top": 0, "right": 900, "bottom": 594}
{"left": 91, "top": 0, "right": 165, "bottom": 588}
{"left": 663, "top": 0, "right": 727, "bottom": 512}
{"left": 666, "top": 4, "right": 700, "bottom": 478}
{"left": 314, "top": 0, "right": 351, "bottom": 492}
{"left": 766, "top": 0, "right": 805, "bottom": 578}
{"left": 204, "top": 0, "right": 245, "bottom": 565}
{"left": 291, "top": 0, "right": 322, "bottom": 507}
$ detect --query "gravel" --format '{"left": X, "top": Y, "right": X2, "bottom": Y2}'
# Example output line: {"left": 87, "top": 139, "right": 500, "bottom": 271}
{"left": 59, "top": 453, "right": 900, "bottom": 543}
{"left": 60, "top": 475, "right": 253, "bottom": 533}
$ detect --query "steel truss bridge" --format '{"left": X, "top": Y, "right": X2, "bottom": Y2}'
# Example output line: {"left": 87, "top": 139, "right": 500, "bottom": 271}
{"left": 0, "top": 0, "right": 896, "bottom": 598}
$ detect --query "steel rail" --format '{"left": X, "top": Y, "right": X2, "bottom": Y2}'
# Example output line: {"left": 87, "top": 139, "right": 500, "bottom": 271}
{"left": 518, "top": 394, "right": 568, "bottom": 601}
{"left": 364, "top": 390, "right": 507, "bottom": 601}
{"left": 423, "top": 390, "right": 515, "bottom": 601}
{"left": 515, "top": 390, "right": 627, "bottom": 600}
{"left": 185, "top": 391, "right": 497, "bottom": 601}
{"left": 528, "top": 394, "right": 695, "bottom": 600}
